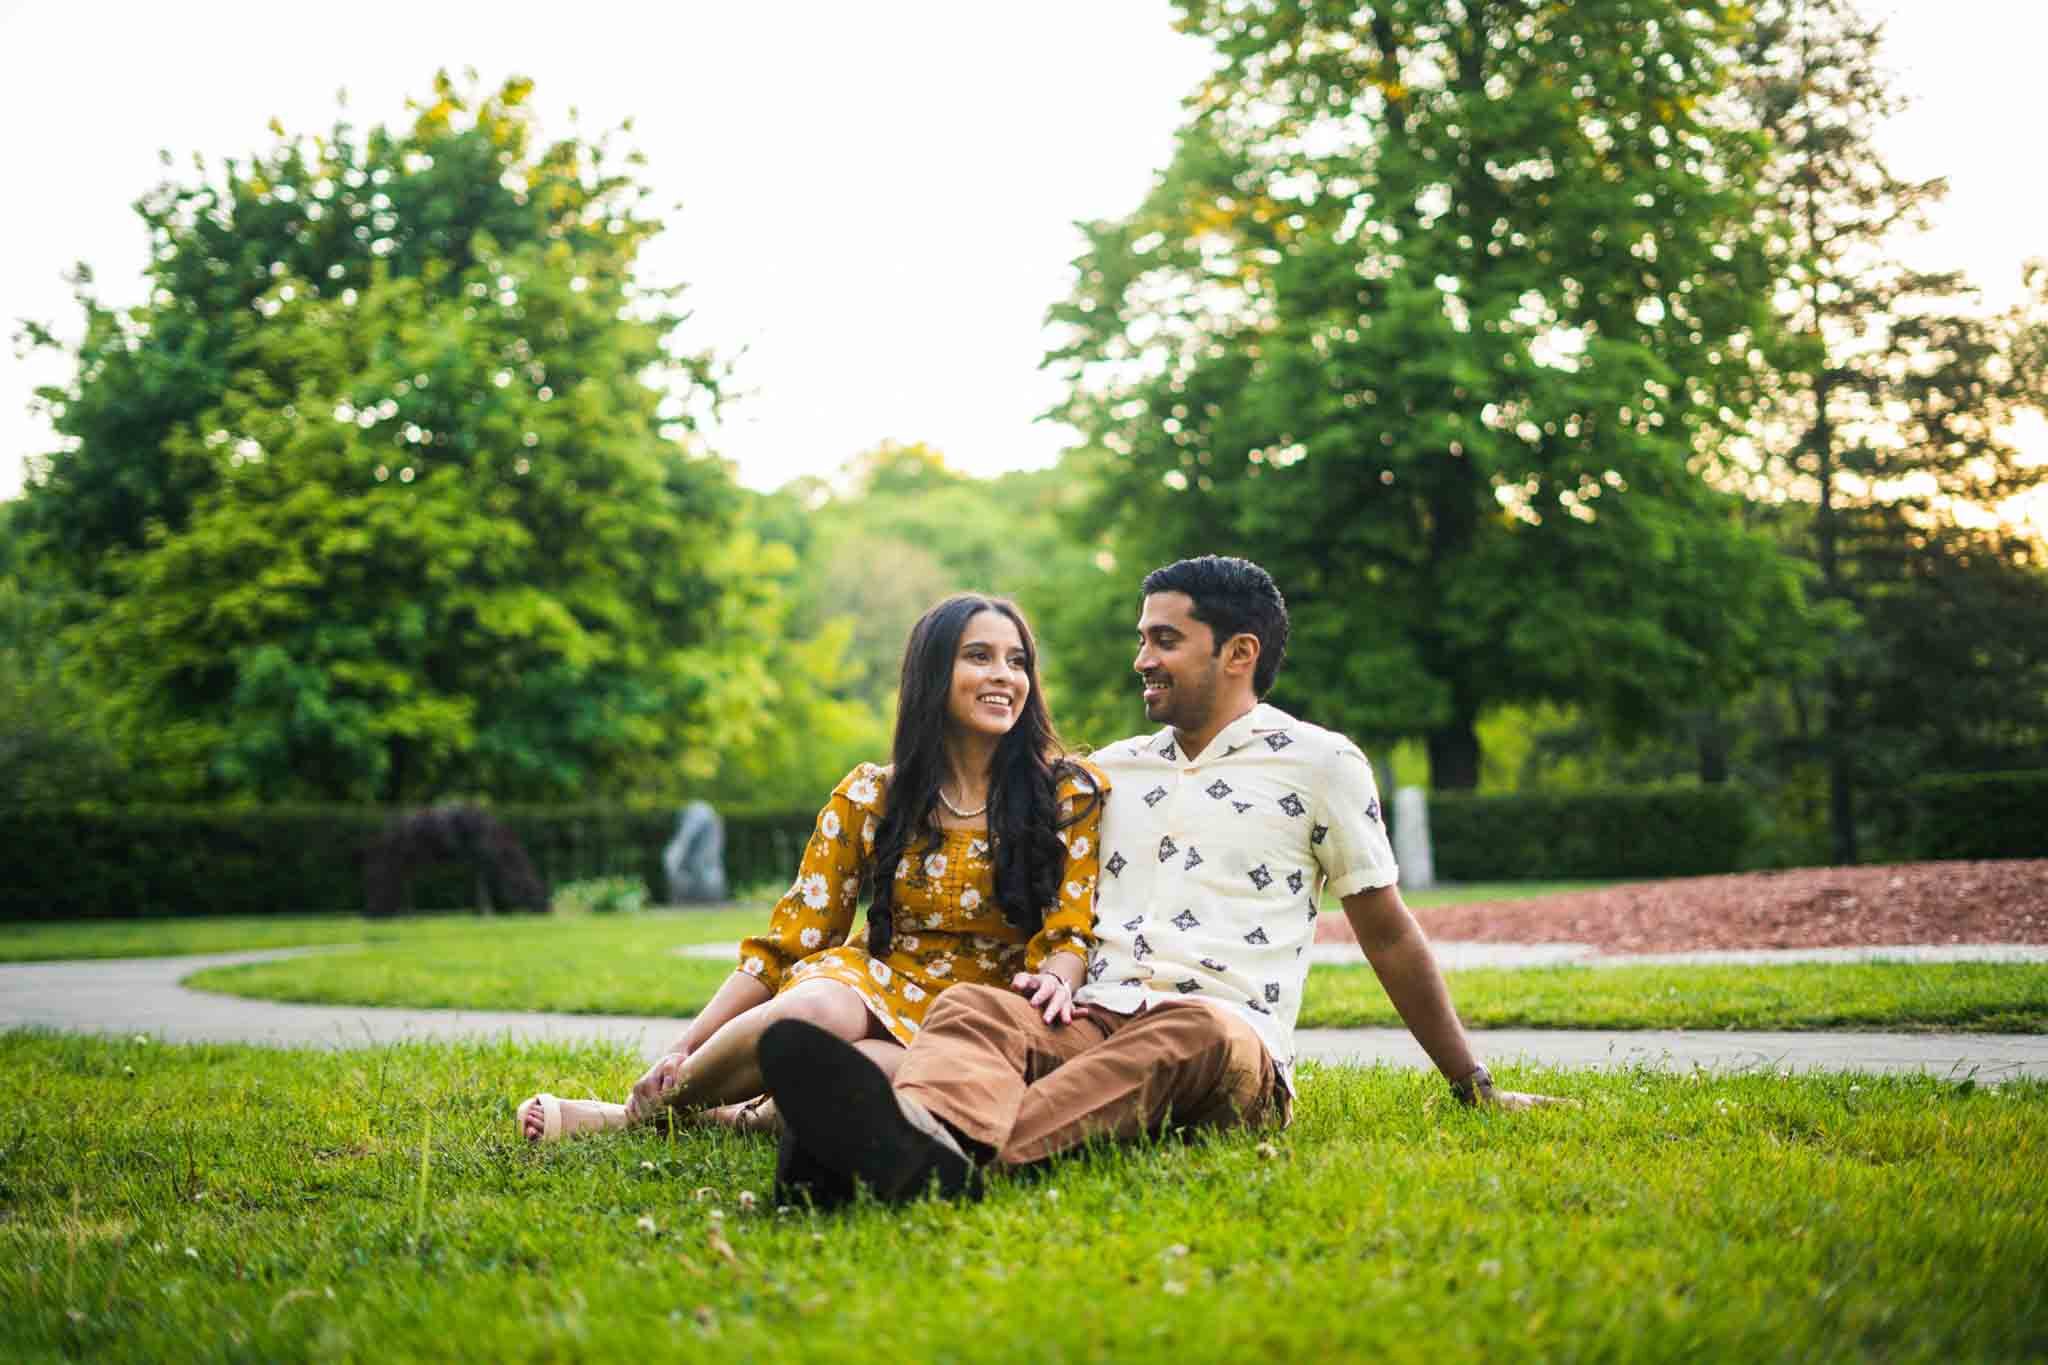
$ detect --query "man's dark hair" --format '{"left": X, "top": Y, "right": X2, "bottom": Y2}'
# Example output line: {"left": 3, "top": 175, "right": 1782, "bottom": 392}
{"left": 1141, "top": 556, "right": 1290, "bottom": 695}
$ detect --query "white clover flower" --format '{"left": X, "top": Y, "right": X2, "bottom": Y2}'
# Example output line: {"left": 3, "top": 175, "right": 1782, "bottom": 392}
{"left": 820, "top": 810, "right": 842, "bottom": 840}
{"left": 960, "top": 887, "right": 982, "bottom": 911}
{"left": 800, "top": 873, "right": 830, "bottom": 910}
{"left": 924, "top": 853, "right": 948, "bottom": 880}
{"left": 800, "top": 926, "right": 823, "bottom": 949}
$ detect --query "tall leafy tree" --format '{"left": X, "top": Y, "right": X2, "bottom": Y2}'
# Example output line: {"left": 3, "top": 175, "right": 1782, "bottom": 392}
{"left": 19, "top": 75, "right": 782, "bottom": 802}
{"left": 1048, "top": 0, "right": 1806, "bottom": 788}
{"left": 1735, "top": 1, "right": 2048, "bottom": 860}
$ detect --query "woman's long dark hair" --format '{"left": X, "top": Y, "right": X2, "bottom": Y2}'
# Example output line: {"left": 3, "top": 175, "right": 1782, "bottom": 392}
{"left": 866, "top": 594, "right": 1099, "bottom": 959}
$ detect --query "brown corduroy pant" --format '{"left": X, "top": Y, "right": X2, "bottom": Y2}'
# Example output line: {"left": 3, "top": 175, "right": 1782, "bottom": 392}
{"left": 892, "top": 983, "right": 1288, "bottom": 1167}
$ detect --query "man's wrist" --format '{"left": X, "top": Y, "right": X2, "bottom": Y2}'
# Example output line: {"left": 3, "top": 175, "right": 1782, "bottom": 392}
{"left": 1449, "top": 1064, "right": 1495, "bottom": 1107}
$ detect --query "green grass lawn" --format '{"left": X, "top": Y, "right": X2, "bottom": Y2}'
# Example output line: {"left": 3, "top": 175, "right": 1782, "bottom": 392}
{"left": 2, "top": 1032, "right": 2042, "bottom": 1363}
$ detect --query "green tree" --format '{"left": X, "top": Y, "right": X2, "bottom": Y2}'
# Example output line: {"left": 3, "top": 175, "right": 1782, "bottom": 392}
{"left": 1735, "top": 1, "right": 2048, "bottom": 859}
{"left": 1047, "top": 0, "right": 1806, "bottom": 788}
{"left": 20, "top": 75, "right": 786, "bottom": 803}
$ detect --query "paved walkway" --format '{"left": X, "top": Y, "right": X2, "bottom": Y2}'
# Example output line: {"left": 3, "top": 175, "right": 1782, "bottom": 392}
{"left": 3, "top": 949, "right": 2044, "bottom": 1082}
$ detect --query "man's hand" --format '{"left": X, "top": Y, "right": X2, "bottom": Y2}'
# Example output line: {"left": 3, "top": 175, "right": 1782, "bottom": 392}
{"left": 627, "top": 1051, "right": 686, "bottom": 1122}
{"left": 1010, "top": 970, "right": 1075, "bottom": 1026}
{"left": 1483, "top": 1089, "right": 1578, "bottom": 1112}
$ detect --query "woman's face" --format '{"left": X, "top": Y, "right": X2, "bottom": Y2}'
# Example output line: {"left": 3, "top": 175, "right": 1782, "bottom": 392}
{"left": 946, "top": 609, "right": 1030, "bottom": 741}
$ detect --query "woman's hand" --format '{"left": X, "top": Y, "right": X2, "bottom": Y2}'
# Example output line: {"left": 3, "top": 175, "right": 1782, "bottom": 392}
{"left": 1011, "top": 970, "right": 1076, "bottom": 1026}
{"left": 627, "top": 1051, "right": 687, "bottom": 1122}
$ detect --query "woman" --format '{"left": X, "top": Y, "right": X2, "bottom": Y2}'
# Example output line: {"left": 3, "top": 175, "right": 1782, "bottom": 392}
{"left": 517, "top": 593, "right": 1106, "bottom": 1142}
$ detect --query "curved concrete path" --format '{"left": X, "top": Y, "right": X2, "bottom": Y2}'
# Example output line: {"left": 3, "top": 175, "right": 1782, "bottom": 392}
{"left": 4, "top": 948, "right": 2045, "bottom": 1082}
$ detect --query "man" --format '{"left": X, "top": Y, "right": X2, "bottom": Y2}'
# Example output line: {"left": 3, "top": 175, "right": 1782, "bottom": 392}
{"left": 759, "top": 555, "right": 1558, "bottom": 1203}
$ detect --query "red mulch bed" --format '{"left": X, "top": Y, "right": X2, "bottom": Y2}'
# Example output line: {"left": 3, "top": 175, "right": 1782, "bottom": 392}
{"left": 1314, "top": 860, "right": 2048, "bottom": 953}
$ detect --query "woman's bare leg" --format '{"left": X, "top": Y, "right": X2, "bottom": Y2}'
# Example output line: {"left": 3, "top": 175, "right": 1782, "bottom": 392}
{"left": 631, "top": 981, "right": 887, "bottom": 1122}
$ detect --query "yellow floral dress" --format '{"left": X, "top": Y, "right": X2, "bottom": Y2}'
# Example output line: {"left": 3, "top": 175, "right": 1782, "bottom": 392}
{"left": 737, "top": 759, "right": 1108, "bottom": 1043}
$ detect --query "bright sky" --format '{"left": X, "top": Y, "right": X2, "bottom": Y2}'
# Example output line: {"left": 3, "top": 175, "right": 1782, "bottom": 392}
{"left": 0, "top": 1, "right": 2041, "bottom": 516}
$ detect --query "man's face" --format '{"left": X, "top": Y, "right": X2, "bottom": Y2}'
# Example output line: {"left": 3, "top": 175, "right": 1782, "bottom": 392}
{"left": 1134, "top": 591, "right": 1225, "bottom": 731}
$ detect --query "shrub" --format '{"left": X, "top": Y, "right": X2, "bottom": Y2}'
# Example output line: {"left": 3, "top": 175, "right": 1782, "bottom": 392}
{"left": 1428, "top": 786, "right": 1754, "bottom": 881}
{"left": 1906, "top": 771, "right": 2048, "bottom": 860}
{"left": 0, "top": 802, "right": 818, "bottom": 920}
{"left": 551, "top": 876, "right": 650, "bottom": 915}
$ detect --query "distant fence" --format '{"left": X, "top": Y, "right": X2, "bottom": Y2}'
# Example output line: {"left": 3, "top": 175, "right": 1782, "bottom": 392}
{"left": 2, "top": 771, "right": 2039, "bottom": 919}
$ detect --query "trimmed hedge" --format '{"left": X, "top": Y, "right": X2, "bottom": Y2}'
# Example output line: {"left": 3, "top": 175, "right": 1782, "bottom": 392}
{"left": 0, "top": 803, "right": 817, "bottom": 921}
{"left": 1428, "top": 786, "right": 1755, "bottom": 882}
{"left": 1906, "top": 771, "right": 2048, "bottom": 861}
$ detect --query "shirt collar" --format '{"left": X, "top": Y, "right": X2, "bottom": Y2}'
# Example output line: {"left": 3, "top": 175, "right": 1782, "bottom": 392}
{"left": 1148, "top": 702, "right": 1293, "bottom": 763}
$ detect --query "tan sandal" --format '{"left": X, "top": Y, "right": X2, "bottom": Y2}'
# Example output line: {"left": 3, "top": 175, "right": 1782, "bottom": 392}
{"left": 516, "top": 1092, "right": 629, "bottom": 1143}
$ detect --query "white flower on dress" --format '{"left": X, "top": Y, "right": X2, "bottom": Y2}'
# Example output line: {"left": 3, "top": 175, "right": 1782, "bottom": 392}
{"left": 977, "top": 954, "right": 998, "bottom": 971}
{"left": 741, "top": 956, "right": 765, "bottom": 977}
{"left": 924, "top": 853, "right": 948, "bottom": 880}
{"left": 968, "top": 838, "right": 990, "bottom": 861}
{"left": 899, "top": 935, "right": 921, "bottom": 953}
{"left": 842, "top": 876, "right": 860, "bottom": 902}
{"left": 847, "top": 774, "right": 880, "bottom": 807}
{"left": 800, "top": 874, "right": 830, "bottom": 910}
{"left": 896, "top": 857, "right": 912, "bottom": 880}
{"left": 1069, "top": 836, "right": 1090, "bottom": 859}
{"left": 960, "top": 887, "right": 982, "bottom": 911}
{"left": 800, "top": 926, "right": 823, "bottom": 949}
{"left": 929, "top": 957, "right": 953, "bottom": 978}
{"left": 903, "top": 1017, "right": 920, "bottom": 1034}
{"left": 973, "top": 936, "right": 998, "bottom": 951}
{"left": 1059, "top": 798, "right": 1074, "bottom": 818}
{"left": 923, "top": 912, "right": 945, "bottom": 929}
{"left": 820, "top": 810, "right": 842, "bottom": 840}
{"left": 1064, "top": 879, "right": 1084, "bottom": 901}
{"left": 869, "top": 958, "right": 892, "bottom": 985}
{"left": 862, "top": 817, "right": 877, "bottom": 849}
{"left": 902, "top": 982, "right": 927, "bottom": 1004}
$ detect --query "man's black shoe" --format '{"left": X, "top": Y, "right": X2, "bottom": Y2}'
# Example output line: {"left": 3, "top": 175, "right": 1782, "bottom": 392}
{"left": 771, "top": 1120, "right": 856, "bottom": 1211}
{"left": 757, "top": 1018, "right": 980, "bottom": 1204}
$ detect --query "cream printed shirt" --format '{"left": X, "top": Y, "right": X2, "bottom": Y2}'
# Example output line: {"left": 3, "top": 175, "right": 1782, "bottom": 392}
{"left": 1076, "top": 702, "right": 1400, "bottom": 1088}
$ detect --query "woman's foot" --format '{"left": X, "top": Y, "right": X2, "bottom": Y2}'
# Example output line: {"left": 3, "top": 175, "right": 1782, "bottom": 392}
{"left": 699, "top": 1095, "right": 782, "bottom": 1135}
{"left": 517, "top": 1093, "right": 631, "bottom": 1143}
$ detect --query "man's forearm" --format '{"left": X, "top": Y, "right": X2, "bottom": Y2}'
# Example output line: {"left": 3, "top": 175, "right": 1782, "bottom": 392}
{"left": 1364, "top": 927, "right": 1481, "bottom": 1083}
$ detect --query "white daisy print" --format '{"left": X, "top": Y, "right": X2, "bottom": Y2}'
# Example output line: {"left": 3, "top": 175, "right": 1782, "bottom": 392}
{"left": 820, "top": 810, "right": 841, "bottom": 840}
{"left": 862, "top": 817, "right": 877, "bottom": 849}
{"left": 846, "top": 774, "right": 880, "bottom": 806}
{"left": 929, "top": 958, "right": 953, "bottom": 978}
{"left": 924, "top": 912, "right": 946, "bottom": 929}
{"left": 800, "top": 873, "right": 830, "bottom": 910}
{"left": 842, "top": 876, "right": 860, "bottom": 901}
{"left": 869, "top": 958, "right": 892, "bottom": 985}
{"left": 740, "top": 956, "right": 765, "bottom": 977}
{"left": 902, "top": 982, "right": 927, "bottom": 1003}
{"left": 896, "top": 857, "right": 912, "bottom": 880}
{"left": 924, "top": 853, "right": 948, "bottom": 880}
{"left": 800, "top": 926, "right": 823, "bottom": 949}
{"left": 1064, "top": 880, "right": 1084, "bottom": 900}
{"left": 968, "top": 838, "right": 990, "bottom": 861}
{"left": 1059, "top": 798, "right": 1074, "bottom": 818}
{"left": 960, "top": 887, "right": 982, "bottom": 911}
{"left": 973, "top": 936, "right": 998, "bottom": 951}
{"left": 900, "top": 935, "right": 921, "bottom": 953}
{"left": 1069, "top": 836, "right": 1090, "bottom": 859}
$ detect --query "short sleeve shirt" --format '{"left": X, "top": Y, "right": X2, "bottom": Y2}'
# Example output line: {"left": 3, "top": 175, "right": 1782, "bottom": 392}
{"left": 1075, "top": 703, "right": 1399, "bottom": 1088}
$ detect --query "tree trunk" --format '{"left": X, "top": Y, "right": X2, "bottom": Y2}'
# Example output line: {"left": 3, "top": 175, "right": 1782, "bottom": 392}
{"left": 1427, "top": 713, "right": 1481, "bottom": 792}
{"left": 1693, "top": 708, "right": 1730, "bottom": 784}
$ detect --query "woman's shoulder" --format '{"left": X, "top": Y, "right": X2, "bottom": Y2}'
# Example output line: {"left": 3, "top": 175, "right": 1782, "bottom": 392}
{"left": 1054, "top": 754, "right": 1110, "bottom": 802}
{"left": 831, "top": 762, "right": 892, "bottom": 810}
